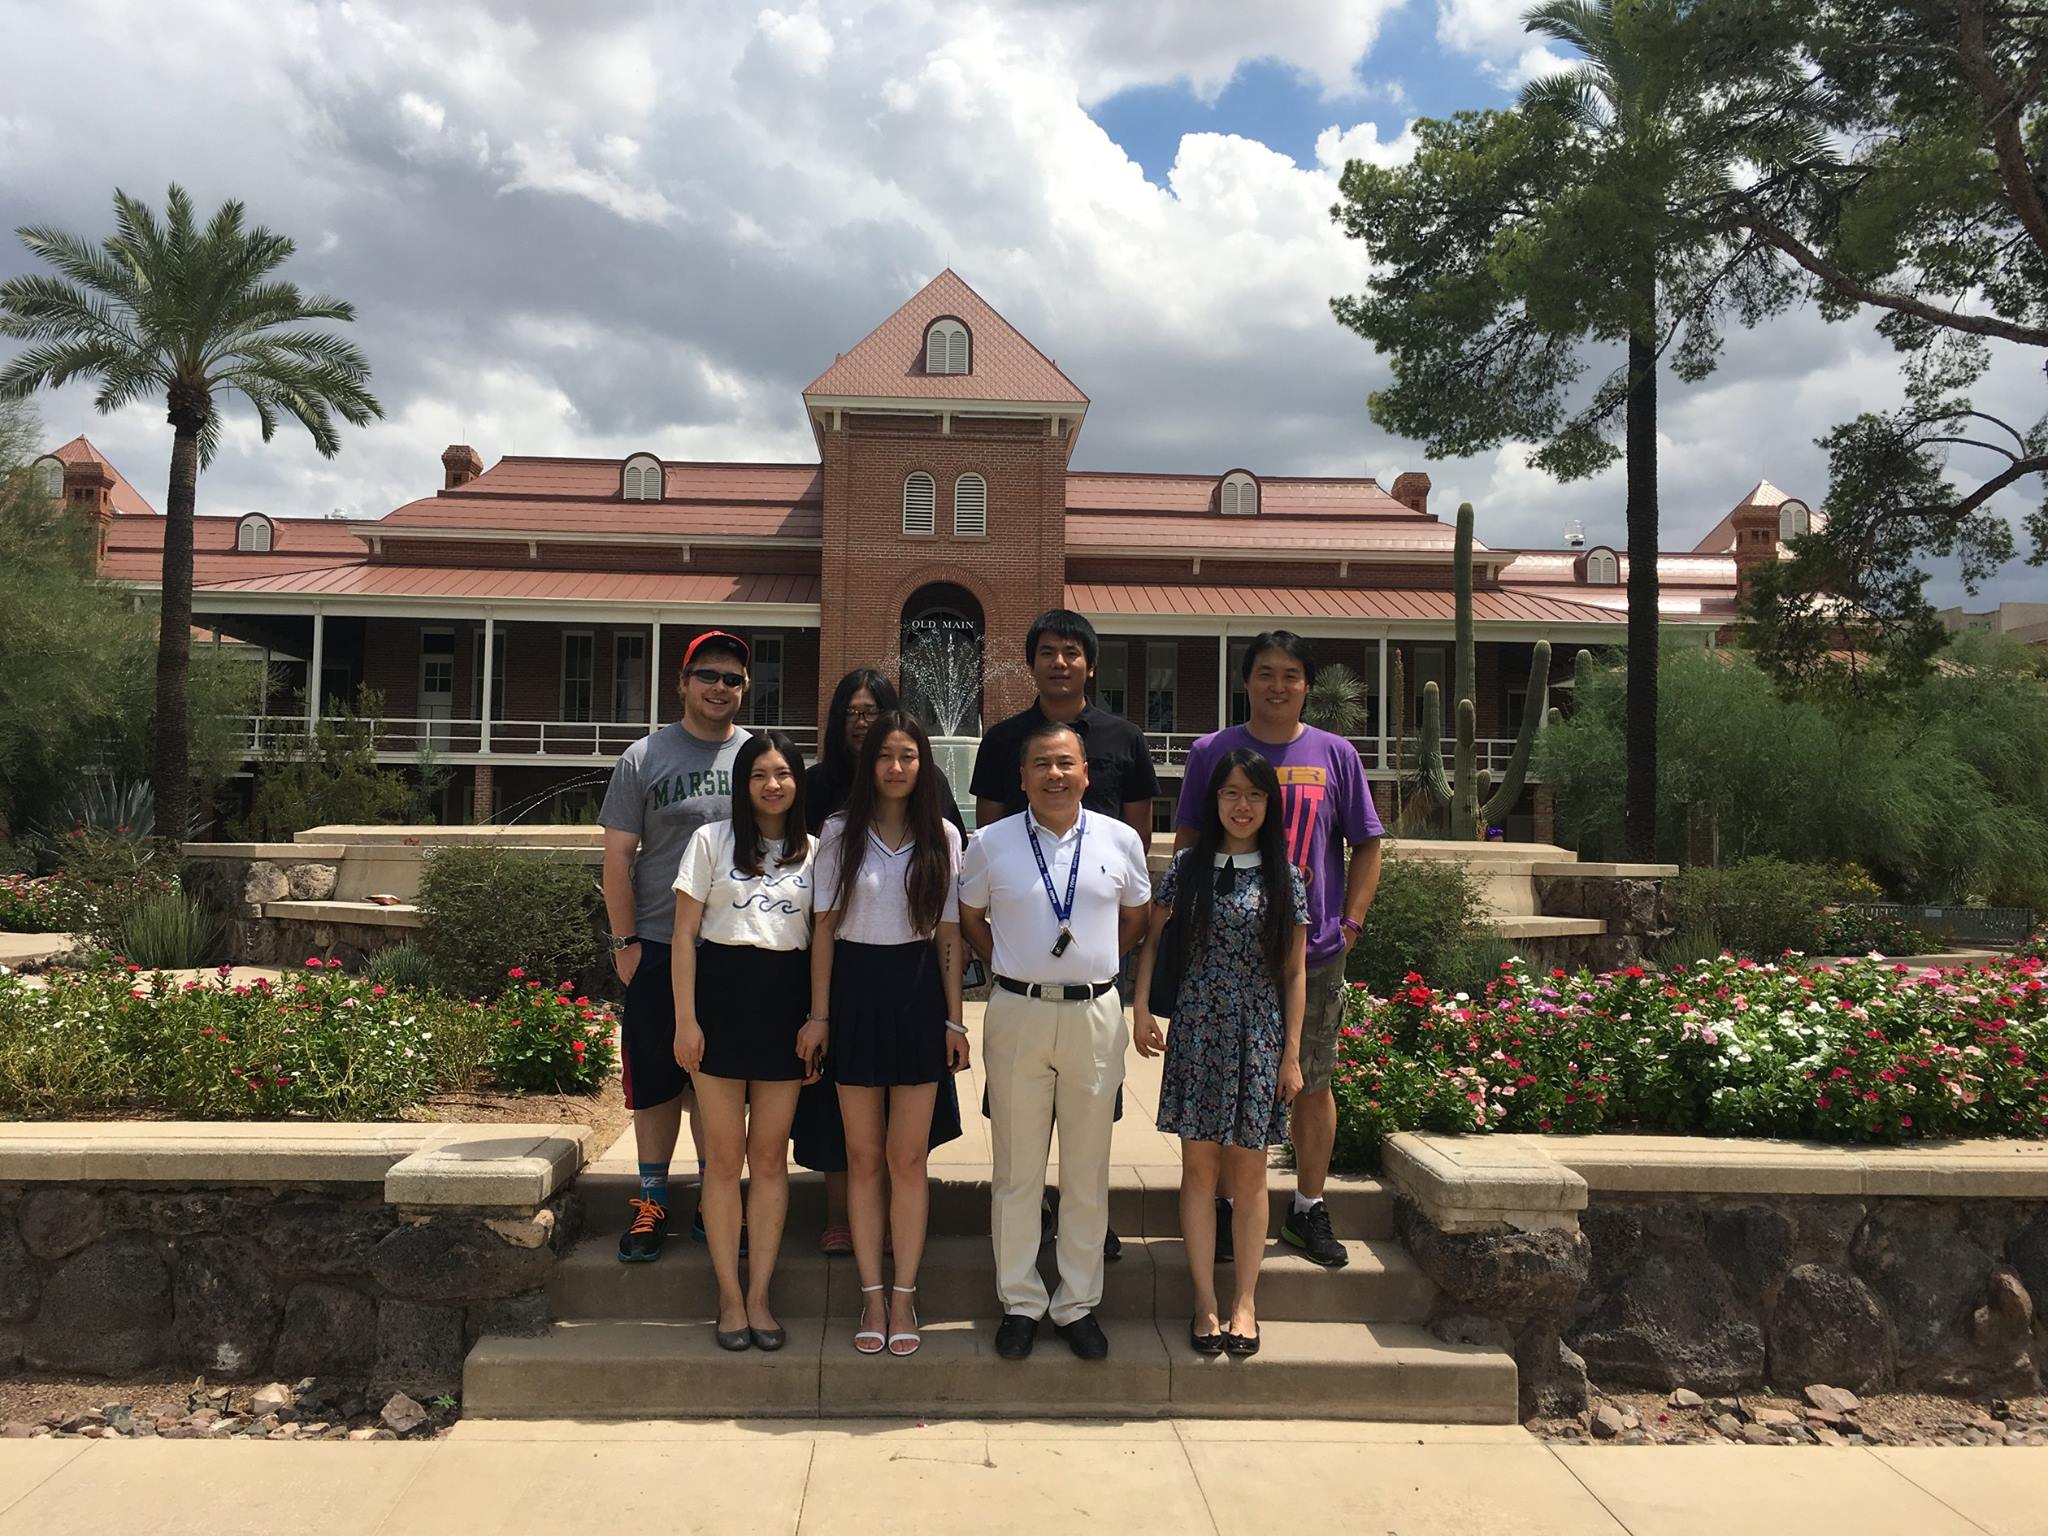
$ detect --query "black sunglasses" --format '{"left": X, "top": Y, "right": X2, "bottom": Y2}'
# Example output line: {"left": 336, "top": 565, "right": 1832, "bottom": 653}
{"left": 688, "top": 667, "right": 746, "bottom": 689}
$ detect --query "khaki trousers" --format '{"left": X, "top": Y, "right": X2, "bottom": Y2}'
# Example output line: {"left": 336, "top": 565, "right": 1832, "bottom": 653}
{"left": 983, "top": 986, "right": 1128, "bottom": 1326}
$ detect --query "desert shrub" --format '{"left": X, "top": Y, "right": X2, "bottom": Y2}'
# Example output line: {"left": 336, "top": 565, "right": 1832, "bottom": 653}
{"left": 486, "top": 973, "right": 618, "bottom": 1093}
{"left": 1345, "top": 852, "right": 1488, "bottom": 995}
{"left": 0, "top": 874, "right": 90, "bottom": 933}
{"left": 417, "top": 845, "right": 605, "bottom": 999}
{"left": 238, "top": 690, "right": 431, "bottom": 839}
{"left": 1667, "top": 857, "right": 1839, "bottom": 958}
{"left": 3, "top": 829, "right": 183, "bottom": 939}
{"left": 113, "top": 891, "right": 224, "bottom": 970}
{"left": 364, "top": 940, "right": 442, "bottom": 992}
{"left": 1435, "top": 932, "right": 1522, "bottom": 997}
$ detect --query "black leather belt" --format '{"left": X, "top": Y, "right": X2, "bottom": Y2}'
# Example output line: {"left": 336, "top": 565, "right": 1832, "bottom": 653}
{"left": 996, "top": 976, "right": 1116, "bottom": 1002}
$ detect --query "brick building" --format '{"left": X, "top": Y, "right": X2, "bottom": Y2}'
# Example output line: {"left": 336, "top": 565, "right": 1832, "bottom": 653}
{"left": 41, "top": 271, "right": 1811, "bottom": 831}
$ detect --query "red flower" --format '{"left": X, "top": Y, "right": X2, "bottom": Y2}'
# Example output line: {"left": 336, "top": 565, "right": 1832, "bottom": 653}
{"left": 508, "top": 967, "right": 526, "bottom": 979}
{"left": 304, "top": 957, "right": 323, "bottom": 969}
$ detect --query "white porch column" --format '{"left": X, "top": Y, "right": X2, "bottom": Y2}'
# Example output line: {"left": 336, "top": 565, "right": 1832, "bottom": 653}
{"left": 648, "top": 612, "right": 663, "bottom": 731}
{"left": 480, "top": 612, "right": 496, "bottom": 754}
{"left": 1377, "top": 631, "right": 1390, "bottom": 771}
{"left": 1214, "top": 626, "right": 1230, "bottom": 730}
{"left": 306, "top": 608, "right": 325, "bottom": 730}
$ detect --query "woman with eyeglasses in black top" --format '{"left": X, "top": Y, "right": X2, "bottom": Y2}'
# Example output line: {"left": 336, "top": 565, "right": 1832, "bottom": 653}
{"left": 1132, "top": 748, "right": 1307, "bottom": 1358}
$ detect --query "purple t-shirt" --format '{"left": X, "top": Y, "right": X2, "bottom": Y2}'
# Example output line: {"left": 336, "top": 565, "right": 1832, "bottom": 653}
{"left": 1174, "top": 724, "right": 1383, "bottom": 968}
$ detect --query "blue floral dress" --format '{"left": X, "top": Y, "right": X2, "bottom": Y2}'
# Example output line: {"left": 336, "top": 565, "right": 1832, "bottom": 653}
{"left": 1153, "top": 850, "right": 1309, "bottom": 1150}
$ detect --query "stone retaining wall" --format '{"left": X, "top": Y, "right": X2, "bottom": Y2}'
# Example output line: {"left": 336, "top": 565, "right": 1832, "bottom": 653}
{"left": 0, "top": 1182, "right": 580, "bottom": 1394}
{"left": 1528, "top": 865, "right": 1675, "bottom": 972}
{"left": 1384, "top": 1132, "right": 2048, "bottom": 1418}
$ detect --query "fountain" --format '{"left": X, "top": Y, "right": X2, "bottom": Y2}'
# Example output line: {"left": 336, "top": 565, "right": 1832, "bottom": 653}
{"left": 897, "top": 621, "right": 1036, "bottom": 828}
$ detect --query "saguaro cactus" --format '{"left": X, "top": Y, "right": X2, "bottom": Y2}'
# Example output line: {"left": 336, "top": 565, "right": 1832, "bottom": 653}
{"left": 1416, "top": 501, "right": 1552, "bottom": 839}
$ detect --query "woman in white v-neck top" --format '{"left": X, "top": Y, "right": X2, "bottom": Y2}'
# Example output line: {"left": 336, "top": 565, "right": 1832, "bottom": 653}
{"left": 805, "top": 711, "right": 967, "bottom": 1358}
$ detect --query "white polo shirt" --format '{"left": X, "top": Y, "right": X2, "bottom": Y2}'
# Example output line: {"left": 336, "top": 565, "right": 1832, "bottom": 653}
{"left": 958, "top": 808, "right": 1151, "bottom": 985}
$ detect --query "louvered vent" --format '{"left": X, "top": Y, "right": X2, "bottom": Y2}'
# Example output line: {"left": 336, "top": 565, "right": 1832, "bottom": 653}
{"left": 954, "top": 473, "right": 986, "bottom": 537}
{"left": 903, "top": 472, "right": 937, "bottom": 535}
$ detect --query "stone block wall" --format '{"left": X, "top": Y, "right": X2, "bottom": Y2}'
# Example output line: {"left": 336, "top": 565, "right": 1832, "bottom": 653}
{"left": 1399, "top": 1190, "right": 2047, "bottom": 1417}
{"left": 1527, "top": 871, "right": 1676, "bottom": 972}
{"left": 0, "top": 1182, "right": 579, "bottom": 1394}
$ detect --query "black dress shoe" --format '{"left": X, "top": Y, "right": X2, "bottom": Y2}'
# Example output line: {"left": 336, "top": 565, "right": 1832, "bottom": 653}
{"left": 995, "top": 1313, "right": 1039, "bottom": 1359}
{"left": 1222, "top": 1327, "right": 1260, "bottom": 1358}
{"left": 1055, "top": 1312, "right": 1110, "bottom": 1361}
{"left": 1103, "top": 1226, "right": 1123, "bottom": 1263}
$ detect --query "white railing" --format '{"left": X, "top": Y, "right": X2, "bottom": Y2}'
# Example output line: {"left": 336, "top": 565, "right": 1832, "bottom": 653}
{"left": 1144, "top": 732, "right": 1531, "bottom": 777}
{"left": 229, "top": 716, "right": 819, "bottom": 760}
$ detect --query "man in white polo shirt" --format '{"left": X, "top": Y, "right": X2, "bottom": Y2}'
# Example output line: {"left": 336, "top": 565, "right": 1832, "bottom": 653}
{"left": 959, "top": 719, "right": 1152, "bottom": 1361}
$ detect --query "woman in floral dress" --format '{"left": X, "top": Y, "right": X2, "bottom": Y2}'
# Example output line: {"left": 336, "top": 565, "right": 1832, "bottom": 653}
{"left": 1134, "top": 748, "right": 1307, "bottom": 1357}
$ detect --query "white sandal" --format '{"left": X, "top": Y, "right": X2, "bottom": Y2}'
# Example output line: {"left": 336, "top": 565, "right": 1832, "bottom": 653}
{"left": 854, "top": 1283, "right": 886, "bottom": 1355}
{"left": 887, "top": 1284, "right": 921, "bottom": 1357}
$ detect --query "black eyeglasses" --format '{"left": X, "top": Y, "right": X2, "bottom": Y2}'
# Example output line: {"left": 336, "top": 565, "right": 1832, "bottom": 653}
{"left": 688, "top": 668, "right": 746, "bottom": 689}
{"left": 845, "top": 706, "right": 880, "bottom": 723}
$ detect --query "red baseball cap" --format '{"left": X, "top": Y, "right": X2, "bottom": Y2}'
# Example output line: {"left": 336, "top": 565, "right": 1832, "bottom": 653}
{"left": 682, "top": 630, "right": 750, "bottom": 669}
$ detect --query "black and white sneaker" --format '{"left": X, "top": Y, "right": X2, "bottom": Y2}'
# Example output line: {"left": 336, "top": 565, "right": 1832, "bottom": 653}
{"left": 1278, "top": 1200, "right": 1349, "bottom": 1268}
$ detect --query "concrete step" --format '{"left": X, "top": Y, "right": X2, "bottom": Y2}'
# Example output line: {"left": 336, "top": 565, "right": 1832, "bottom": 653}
{"left": 550, "top": 1234, "right": 1434, "bottom": 1326}
{"left": 1493, "top": 915, "right": 1606, "bottom": 940}
{"left": 462, "top": 1317, "right": 1517, "bottom": 1423}
{"left": 576, "top": 1169, "right": 1395, "bottom": 1243}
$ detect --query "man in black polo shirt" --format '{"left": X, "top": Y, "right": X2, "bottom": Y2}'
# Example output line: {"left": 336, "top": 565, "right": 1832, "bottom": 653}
{"left": 969, "top": 608, "right": 1159, "bottom": 1260}
{"left": 970, "top": 609, "right": 1159, "bottom": 838}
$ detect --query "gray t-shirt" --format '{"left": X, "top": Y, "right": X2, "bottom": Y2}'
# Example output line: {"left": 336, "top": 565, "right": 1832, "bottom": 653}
{"left": 598, "top": 721, "right": 751, "bottom": 944}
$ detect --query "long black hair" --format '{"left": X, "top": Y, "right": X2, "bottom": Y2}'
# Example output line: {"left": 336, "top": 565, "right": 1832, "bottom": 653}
{"left": 1171, "top": 748, "right": 1293, "bottom": 985}
{"left": 729, "top": 731, "right": 809, "bottom": 877}
{"left": 820, "top": 668, "right": 900, "bottom": 781}
{"left": 831, "top": 710, "right": 953, "bottom": 936}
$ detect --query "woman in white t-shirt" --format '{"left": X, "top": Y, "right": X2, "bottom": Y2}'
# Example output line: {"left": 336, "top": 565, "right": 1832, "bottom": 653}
{"left": 671, "top": 730, "right": 816, "bottom": 1353}
{"left": 805, "top": 711, "right": 967, "bottom": 1358}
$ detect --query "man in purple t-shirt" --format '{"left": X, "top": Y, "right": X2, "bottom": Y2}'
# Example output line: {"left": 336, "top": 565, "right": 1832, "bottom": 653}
{"left": 1174, "top": 631, "right": 1383, "bottom": 1268}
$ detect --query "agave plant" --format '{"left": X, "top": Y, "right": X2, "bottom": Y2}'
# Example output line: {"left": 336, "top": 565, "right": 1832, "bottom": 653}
{"left": 1304, "top": 662, "right": 1371, "bottom": 738}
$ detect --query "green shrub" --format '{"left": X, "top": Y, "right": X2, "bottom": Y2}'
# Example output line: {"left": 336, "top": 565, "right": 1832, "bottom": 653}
{"left": 114, "top": 892, "right": 223, "bottom": 969}
{"left": 1436, "top": 932, "right": 1521, "bottom": 997}
{"left": 417, "top": 845, "right": 604, "bottom": 999}
{"left": 1668, "top": 857, "right": 1838, "bottom": 958}
{"left": 237, "top": 690, "right": 430, "bottom": 839}
{"left": 0, "top": 873, "right": 90, "bottom": 933}
{"left": 1652, "top": 923, "right": 1729, "bottom": 970}
{"left": 364, "top": 940, "right": 442, "bottom": 991}
{"left": 486, "top": 976, "right": 618, "bottom": 1093}
{"left": 1345, "top": 851, "right": 1487, "bottom": 995}
{"left": 8, "top": 829, "right": 183, "bottom": 940}
{"left": 1818, "top": 906, "right": 1931, "bottom": 957}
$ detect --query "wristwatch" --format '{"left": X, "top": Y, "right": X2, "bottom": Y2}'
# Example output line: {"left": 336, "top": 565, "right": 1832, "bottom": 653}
{"left": 609, "top": 933, "right": 640, "bottom": 953}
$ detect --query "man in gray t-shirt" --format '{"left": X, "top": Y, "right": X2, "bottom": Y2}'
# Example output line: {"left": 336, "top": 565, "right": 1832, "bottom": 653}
{"left": 598, "top": 629, "right": 753, "bottom": 1263}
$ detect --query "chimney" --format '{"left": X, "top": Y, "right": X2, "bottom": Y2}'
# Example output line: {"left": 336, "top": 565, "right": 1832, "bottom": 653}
{"left": 62, "top": 457, "right": 116, "bottom": 567}
{"left": 1729, "top": 500, "right": 1780, "bottom": 603}
{"left": 441, "top": 444, "right": 483, "bottom": 489}
{"left": 1390, "top": 471, "right": 1431, "bottom": 515}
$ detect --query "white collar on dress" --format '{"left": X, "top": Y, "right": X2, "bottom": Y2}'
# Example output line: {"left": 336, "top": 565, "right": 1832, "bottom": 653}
{"left": 1212, "top": 850, "right": 1262, "bottom": 868}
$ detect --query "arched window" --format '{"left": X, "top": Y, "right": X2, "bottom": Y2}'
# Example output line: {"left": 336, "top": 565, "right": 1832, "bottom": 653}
{"left": 621, "top": 454, "right": 663, "bottom": 501}
{"left": 236, "top": 514, "right": 274, "bottom": 553}
{"left": 1219, "top": 470, "right": 1259, "bottom": 516}
{"left": 924, "top": 319, "right": 969, "bottom": 375}
{"left": 32, "top": 457, "right": 63, "bottom": 499}
{"left": 902, "top": 472, "right": 936, "bottom": 535}
{"left": 1585, "top": 548, "right": 1619, "bottom": 585}
{"left": 1779, "top": 499, "right": 1811, "bottom": 542}
{"left": 953, "top": 473, "right": 987, "bottom": 537}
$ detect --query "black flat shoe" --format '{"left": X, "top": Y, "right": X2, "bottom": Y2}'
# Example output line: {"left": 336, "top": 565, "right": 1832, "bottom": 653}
{"left": 995, "top": 1313, "right": 1039, "bottom": 1360}
{"left": 1189, "top": 1320, "right": 1226, "bottom": 1356}
{"left": 1055, "top": 1312, "right": 1111, "bottom": 1361}
{"left": 1222, "top": 1328, "right": 1260, "bottom": 1358}
{"left": 750, "top": 1327, "right": 787, "bottom": 1352}
{"left": 715, "top": 1325, "right": 753, "bottom": 1352}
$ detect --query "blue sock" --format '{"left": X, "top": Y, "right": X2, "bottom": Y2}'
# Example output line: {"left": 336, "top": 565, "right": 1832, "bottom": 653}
{"left": 638, "top": 1163, "right": 669, "bottom": 1207}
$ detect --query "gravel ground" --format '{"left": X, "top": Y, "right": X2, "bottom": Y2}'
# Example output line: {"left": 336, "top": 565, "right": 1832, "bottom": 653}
{"left": 1532, "top": 1386, "right": 2048, "bottom": 1447}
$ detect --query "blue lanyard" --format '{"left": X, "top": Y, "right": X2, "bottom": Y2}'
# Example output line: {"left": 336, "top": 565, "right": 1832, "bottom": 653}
{"left": 1025, "top": 812, "right": 1084, "bottom": 927}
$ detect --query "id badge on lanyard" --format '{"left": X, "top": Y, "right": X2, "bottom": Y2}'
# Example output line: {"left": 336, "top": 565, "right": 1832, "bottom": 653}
{"left": 1027, "top": 813, "right": 1084, "bottom": 958}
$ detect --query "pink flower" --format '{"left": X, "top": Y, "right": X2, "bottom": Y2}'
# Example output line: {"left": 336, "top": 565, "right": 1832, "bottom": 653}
{"left": 305, "top": 957, "right": 323, "bottom": 969}
{"left": 507, "top": 967, "right": 526, "bottom": 979}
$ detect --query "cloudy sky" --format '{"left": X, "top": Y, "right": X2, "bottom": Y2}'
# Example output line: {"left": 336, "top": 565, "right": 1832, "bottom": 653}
{"left": 1, "top": 0, "right": 2039, "bottom": 605}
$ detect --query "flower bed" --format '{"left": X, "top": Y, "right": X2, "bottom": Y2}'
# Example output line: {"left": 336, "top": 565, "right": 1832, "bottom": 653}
{"left": 1332, "top": 945, "right": 2048, "bottom": 1168}
{"left": 0, "top": 873, "right": 95, "bottom": 933}
{"left": 0, "top": 962, "right": 617, "bottom": 1120}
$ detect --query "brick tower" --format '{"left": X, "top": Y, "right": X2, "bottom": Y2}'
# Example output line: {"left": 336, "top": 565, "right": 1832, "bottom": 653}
{"left": 801, "top": 271, "right": 1087, "bottom": 727}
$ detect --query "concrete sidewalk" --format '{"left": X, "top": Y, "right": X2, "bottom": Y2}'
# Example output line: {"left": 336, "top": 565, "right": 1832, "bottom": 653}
{"left": 2, "top": 1420, "right": 2043, "bottom": 1535}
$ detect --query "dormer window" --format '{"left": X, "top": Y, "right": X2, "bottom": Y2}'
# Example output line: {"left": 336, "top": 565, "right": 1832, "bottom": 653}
{"left": 236, "top": 514, "right": 274, "bottom": 553}
{"left": 31, "top": 456, "right": 63, "bottom": 499}
{"left": 1585, "top": 547, "right": 1619, "bottom": 584}
{"left": 622, "top": 453, "right": 663, "bottom": 501}
{"left": 924, "top": 318, "right": 970, "bottom": 375}
{"left": 1779, "top": 499, "right": 1811, "bottom": 542}
{"left": 1219, "top": 470, "right": 1259, "bottom": 516}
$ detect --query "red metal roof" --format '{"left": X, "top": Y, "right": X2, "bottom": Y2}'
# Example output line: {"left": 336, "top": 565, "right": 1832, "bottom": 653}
{"left": 100, "top": 513, "right": 367, "bottom": 586}
{"left": 52, "top": 436, "right": 157, "bottom": 516}
{"left": 803, "top": 270, "right": 1087, "bottom": 404}
{"left": 193, "top": 563, "right": 820, "bottom": 606}
{"left": 1066, "top": 513, "right": 1473, "bottom": 555}
{"left": 378, "top": 496, "right": 821, "bottom": 539}
{"left": 1067, "top": 582, "right": 1629, "bottom": 624}
{"left": 441, "top": 456, "right": 822, "bottom": 502}
{"left": 1066, "top": 473, "right": 1420, "bottom": 518}
{"left": 1498, "top": 550, "right": 1739, "bottom": 586}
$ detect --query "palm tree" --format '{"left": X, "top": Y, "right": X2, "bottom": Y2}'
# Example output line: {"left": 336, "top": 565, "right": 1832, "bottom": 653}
{"left": 0, "top": 185, "right": 381, "bottom": 835}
